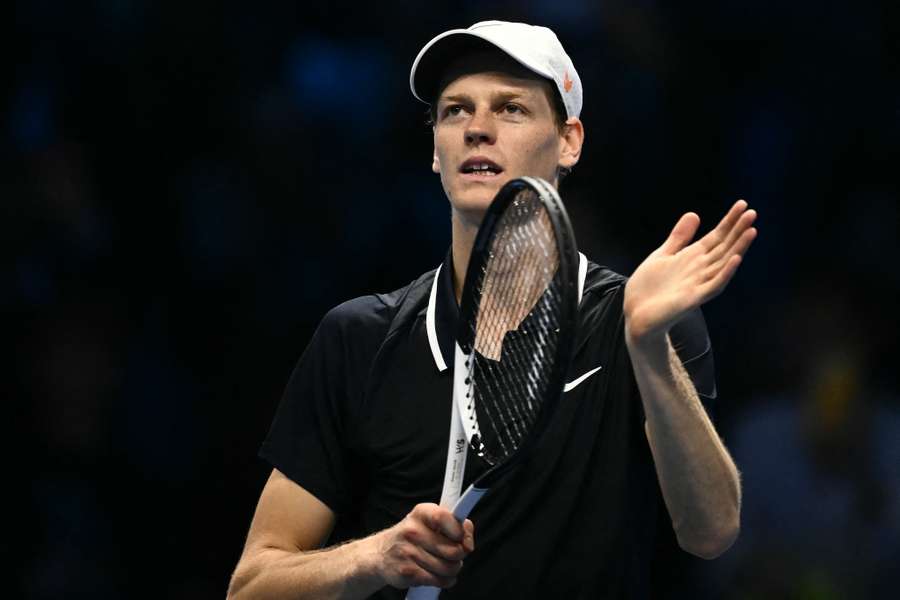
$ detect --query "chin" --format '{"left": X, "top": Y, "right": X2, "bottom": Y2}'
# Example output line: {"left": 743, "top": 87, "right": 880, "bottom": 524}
{"left": 448, "top": 188, "right": 498, "bottom": 221}
{"left": 452, "top": 176, "right": 506, "bottom": 201}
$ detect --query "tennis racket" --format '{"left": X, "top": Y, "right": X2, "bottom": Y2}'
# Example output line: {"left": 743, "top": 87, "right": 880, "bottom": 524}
{"left": 406, "top": 176, "right": 579, "bottom": 599}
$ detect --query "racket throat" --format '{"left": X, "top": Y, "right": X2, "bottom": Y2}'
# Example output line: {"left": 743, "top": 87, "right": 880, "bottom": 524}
{"left": 454, "top": 343, "right": 482, "bottom": 457}
{"left": 452, "top": 483, "right": 488, "bottom": 520}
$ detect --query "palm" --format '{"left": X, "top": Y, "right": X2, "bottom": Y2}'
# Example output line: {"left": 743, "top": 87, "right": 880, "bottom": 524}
{"left": 624, "top": 200, "right": 758, "bottom": 340}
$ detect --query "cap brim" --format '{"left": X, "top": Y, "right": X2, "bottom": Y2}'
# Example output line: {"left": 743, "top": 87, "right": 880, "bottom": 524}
{"left": 411, "top": 32, "right": 498, "bottom": 104}
{"left": 410, "top": 30, "right": 554, "bottom": 106}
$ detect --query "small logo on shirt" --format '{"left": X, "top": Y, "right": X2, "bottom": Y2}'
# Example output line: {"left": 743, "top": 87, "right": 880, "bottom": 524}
{"left": 564, "top": 365, "right": 602, "bottom": 392}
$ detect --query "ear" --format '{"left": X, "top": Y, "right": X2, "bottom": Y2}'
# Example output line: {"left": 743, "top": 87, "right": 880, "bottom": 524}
{"left": 558, "top": 117, "right": 585, "bottom": 169}
{"left": 432, "top": 148, "right": 441, "bottom": 174}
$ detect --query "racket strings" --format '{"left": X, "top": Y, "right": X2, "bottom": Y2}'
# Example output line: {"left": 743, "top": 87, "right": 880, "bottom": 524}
{"left": 475, "top": 219, "right": 548, "bottom": 446}
{"left": 477, "top": 234, "right": 560, "bottom": 460}
{"left": 466, "top": 190, "right": 564, "bottom": 465}
{"left": 479, "top": 290, "right": 561, "bottom": 455}
{"left": 471, "top": 200, "right": 540, "bottom": 440}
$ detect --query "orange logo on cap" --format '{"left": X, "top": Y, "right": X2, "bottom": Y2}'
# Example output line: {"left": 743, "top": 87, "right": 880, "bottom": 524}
{"left": 563, "top": 71, "right": 573, "bottom": 93}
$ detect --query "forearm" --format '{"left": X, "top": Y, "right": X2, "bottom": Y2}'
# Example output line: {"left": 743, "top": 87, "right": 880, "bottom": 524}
{"left": 625, "top": 330, "right": 741, "bottom": 559}
{"left": 227, "top": 535, "right": 385, "bottom": 600}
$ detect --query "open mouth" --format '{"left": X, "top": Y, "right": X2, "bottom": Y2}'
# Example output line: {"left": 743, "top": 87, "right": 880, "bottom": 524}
{"left": 460, "top": 157, "right": 504, "bottom": 177}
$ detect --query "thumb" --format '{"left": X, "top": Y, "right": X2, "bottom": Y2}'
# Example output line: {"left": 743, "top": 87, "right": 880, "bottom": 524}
{"left": 658, "top": 213, "right": 700, "bottom": 256}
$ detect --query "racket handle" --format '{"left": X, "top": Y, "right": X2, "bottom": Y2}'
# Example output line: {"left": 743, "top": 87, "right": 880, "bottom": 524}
{"left": 451, "top": 484, "right": 486, "bottom": 521}
{"left": 406, "top": 585, "right": 441, "bottom": 600}
{"left": 404, "top": 485, "right": 488, "bottom": 600}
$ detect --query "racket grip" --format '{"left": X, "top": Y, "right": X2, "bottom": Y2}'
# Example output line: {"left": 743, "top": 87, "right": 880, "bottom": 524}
{"left": 404, "top": 485, "right": 487, "bottom": 600}
{"left": 406, "top": 585, "right": 441, "bottom": 600}
{"left": 451, "top": 484, "right": 486, "bottom": 521}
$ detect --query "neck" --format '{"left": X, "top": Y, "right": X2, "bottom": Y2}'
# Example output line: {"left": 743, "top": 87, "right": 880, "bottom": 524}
{"left": 450, "top": 209, "right": 480, "bottom": 304}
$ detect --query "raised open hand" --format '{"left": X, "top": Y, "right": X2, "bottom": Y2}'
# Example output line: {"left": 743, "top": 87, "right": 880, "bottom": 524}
{"left": 623, "top": 200, "right": 757, "bottom": 342}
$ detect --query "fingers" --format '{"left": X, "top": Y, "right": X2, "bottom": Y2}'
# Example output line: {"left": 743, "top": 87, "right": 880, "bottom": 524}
{"left": 702, "top": 199, "right": 748, "bottom": 249}
{"left": 699, "top": 227, "right": 757, "bottom": 300}
{"left": 702, "top": 200, "right": 757, "bottom": 262}
{"left": 731, "top": 223, "right": 757, "bottom": 259}
{"left": 394, "top": 560, "right": 458, "bottom": 590}
{"left": 658, "top": 212, "right": 701, "bottom": 256}
{"left": 698, "top": 255, "right": 743, "bottom": 302}
{"left": 422, "top": 504, "right": 467, "bottom": 543}
{"left": 705, "top": 214, "right": 757, "bottom": 275}
{"left": 712, "top": 210, "right": 757, "bottom": 265}
{"left": 381, "top": 504, "right": 475, "bottom": 589}
{"left": 404, "top": 519, "right": 468, "bottom": 562}
{"left": 409, "top": 503, "right": 468, "bottom": 548}
{"left": 408, "top": 542, "right": 465, "bottom": 579}
{"left": 462, "top": 519, "right": 475, "bottom": 553}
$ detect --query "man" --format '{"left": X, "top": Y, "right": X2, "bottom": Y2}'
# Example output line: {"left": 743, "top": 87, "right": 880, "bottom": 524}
{"left": 228, "top": 21, "right": 755, "bottom": 599}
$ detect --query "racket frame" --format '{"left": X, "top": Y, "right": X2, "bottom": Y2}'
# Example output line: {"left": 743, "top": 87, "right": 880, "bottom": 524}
{"left": 406, "top": 177, "right": 579, "bottom": 600}
{"left": 455, "top": 176, "right": 580, "bottom": 488}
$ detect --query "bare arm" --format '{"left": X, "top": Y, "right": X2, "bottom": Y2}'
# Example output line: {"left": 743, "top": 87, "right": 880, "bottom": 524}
{"left": 227, "top": 469, "right": 475, "bottom": 600}
{"left": 626, "top": 334, "right": 741, "bottom": 558}
{"left": 622, "top": 200, "right": 757, "bottom": 558}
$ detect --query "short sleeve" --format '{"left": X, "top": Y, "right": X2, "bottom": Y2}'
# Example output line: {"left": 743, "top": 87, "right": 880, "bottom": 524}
{"left": 258, "top": 298, "right": 391, "bottom": 515}
{"left": 669, "top": 307, "right": 717, "bottom": 414}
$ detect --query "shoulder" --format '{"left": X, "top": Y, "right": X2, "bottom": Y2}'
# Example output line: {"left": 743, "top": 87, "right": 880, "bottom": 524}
{"left": 583, "top": 259, "right": 628, "bottom": 296}
{"left": 569, "top": 259, "right": 628, "bottom": 359}
{"left": 285, "top": 270, "right": 439, "bottom": 403}
{"left": 320, "top": 294, "right": 394, "bottom": 335}
{"left": 580, "top": 259, "right": 627, "bottom": 312}
{"left": 318, "top": 268, "right": 438, "bottom": 341}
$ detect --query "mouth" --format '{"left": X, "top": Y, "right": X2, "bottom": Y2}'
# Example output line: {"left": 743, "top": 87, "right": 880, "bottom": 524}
{"left": 459, "top": 157, "right": 504, "bottom": 179}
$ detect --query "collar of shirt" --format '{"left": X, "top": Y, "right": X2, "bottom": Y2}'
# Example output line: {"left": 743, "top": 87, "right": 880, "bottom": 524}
{"left": 425, "top": 249, "right": 588, "bottom": 373}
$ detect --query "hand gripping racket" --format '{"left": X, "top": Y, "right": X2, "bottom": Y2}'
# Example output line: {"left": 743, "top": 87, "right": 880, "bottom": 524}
{"left": 406, "top": 177, "right": 579, "bottom": 599}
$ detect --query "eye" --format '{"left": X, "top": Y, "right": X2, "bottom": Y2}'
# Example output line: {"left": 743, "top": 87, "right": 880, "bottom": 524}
{"left": 503, "top": 103, "right": 524, "bottom": 114}
{"left": 442, "top": 104, "right": 466, "bottom": 118}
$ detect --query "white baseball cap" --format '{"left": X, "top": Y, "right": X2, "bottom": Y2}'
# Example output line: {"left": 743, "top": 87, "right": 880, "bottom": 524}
{"left": 410, "top": 20, "right": 583, "bottom": 119}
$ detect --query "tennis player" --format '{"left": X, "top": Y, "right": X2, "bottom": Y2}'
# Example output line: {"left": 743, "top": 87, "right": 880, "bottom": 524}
{"left": 228, "top": 21, "right": 756, "bottom": 599}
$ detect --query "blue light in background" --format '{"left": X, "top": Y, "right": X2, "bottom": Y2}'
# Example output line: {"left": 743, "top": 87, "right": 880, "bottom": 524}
{"left": 9, "top": 81, "right": 56, "bottom": 152}
{"left": 283, "top": 36, "right": 391, "bottom": 134}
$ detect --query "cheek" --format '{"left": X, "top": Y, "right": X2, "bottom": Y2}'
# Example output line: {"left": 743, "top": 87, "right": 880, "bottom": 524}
{"left": 433, "top": 134, "right": 451, "bottom": 175}
{"left": 433, "top": 144, "right": 454, "bottom": 196}
{"left": 520, "top": 133, "right": 561, "bottom": 174}
{"left": 433, "top": 135, "right": 460, "bottom": 197}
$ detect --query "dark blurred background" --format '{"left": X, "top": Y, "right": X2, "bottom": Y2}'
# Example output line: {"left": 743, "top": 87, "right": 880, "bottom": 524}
{"left": 7, "top": 1, "right": 899, "bottom": 598}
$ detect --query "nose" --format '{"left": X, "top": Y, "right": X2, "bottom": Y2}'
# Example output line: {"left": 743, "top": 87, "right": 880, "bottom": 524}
{"left": 464, "top": 110, "right": 496, "bottom": 146}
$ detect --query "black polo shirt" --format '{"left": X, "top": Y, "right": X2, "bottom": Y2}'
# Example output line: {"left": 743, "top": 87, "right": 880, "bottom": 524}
{"left": 260, "top": 251, "right": 716, "bottom": 599}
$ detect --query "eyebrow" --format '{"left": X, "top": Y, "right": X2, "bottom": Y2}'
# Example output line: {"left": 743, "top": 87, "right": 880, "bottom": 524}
{"left": 438, "top": 91, "right": 530, "bottom": 105}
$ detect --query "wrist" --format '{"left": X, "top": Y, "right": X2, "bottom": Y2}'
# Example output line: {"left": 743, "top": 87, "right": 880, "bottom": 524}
{"left": 624, "top": 319, "right": 669, "bottom": 360}
{"left": 334, "top": 532, "right": 388, "bottom": 595}
{"left": 354, "top": 531, "right": 388, "bottom": 587}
